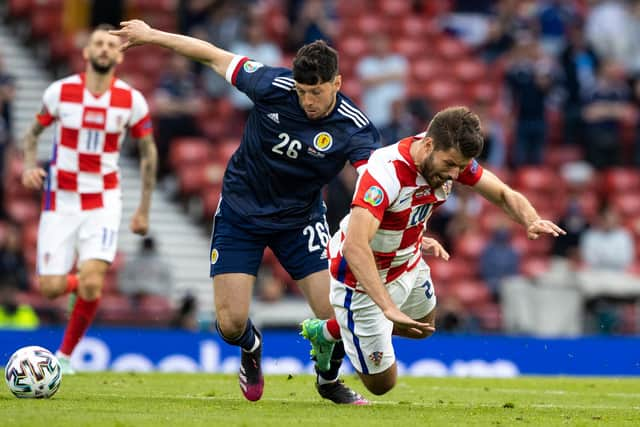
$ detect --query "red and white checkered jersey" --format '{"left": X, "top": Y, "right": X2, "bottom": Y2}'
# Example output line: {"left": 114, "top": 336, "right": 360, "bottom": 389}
{"left": 328, "top": 133, "right": 483, "bottom": 290}
{"left": 36, "top": 73, "right": 152, "bottom": 212}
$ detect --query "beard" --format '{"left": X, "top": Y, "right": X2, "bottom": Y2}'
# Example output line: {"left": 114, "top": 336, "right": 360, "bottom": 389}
{"left": 90, "top": 57, "right": 115, "bottom": 74}
{"left": 420, "top": 153, "right": 448, "bottom": 188}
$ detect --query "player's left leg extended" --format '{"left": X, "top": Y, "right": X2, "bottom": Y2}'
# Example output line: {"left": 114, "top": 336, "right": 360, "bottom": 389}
{"left": 57, "top": 259, "right": 109, "bottom": 374}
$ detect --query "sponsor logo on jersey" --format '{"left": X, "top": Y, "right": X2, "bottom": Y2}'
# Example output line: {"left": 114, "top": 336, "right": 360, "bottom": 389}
{"left": 210, "top": 248, "right": 219, "bottom": 264}
{"left": 267, "top": 112, "right": 280, "bottom": 123}
{"left": 243, "top": 61, "right": 264, "bottom": 73}
{"left": 368, "top": 351, "right": 384, "bottom": 366}
{"left": 313, "top": 132, "right": 333, "bottom": 152}
{"left": 306, "top": 147, "right": 326, "bottom": 158}
{"left": 363, "top": 186, "right": 384, "bottom": 207}
{"left": 469, "top": 159, "right": 479, "bottom": 174}
{"left": 414, "top": 187, "right": 432, "bottom": 198}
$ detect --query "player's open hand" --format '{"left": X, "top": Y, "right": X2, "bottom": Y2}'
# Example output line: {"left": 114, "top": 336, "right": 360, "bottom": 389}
{"left": 129, "top": 208, "right": 149, "bottom": 235}
{"left": 110, "top": 20, "right": 154, "bottom": 51}
{"left": 526, "top": 218, "right": 566, "bottom": 240}
{"left": 421, "top": 236, "right": 450, "bottom": 260}
{"left": 383, "top": 306, "right": 435, "bottom": 338}
{"left": 21, "top": 167, "right": 47, "bottom": 190}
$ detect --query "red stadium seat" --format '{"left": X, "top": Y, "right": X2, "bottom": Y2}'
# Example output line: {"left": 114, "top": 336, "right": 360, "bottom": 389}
{"left": 543, "top": 145, "right": 585, "bottom": 168}
{"left": 513, "top": 166, "right": 560, "bottom": 193}
{"left": 428, "top": 257, "right": 476, "bottom": 283}
{"left": 449, "top": 280, "right": 492, "bottom": 309}
{"left": 355, "top": 15, "right": 387, "bottom": 35}
{"left": 432, "top": 36, "right": 469, "bottom": 60}
{"left": 411, "top": 57, "right": 447, "bottom": 83}
{"left": 468, "top": 81, "right": 499, "bottom": 104}
{"left": 610, "top": 193, "right": 640, "bottom": 218}
{"left": 391, "top": 37, "right": 424, "bottom": 60}
{"left": 169, "top": 137, "right": 211, "bottom": 171}
{"left": 5, "top": 198, "right": 40, "bottom": 225}
{"left": 602, "top": 168, "right": 640, "bottom": 194}
{"left": 338, "top": 35, "right": 369, "bottom": 59}
{"left": 9, "top": 0, "right": 32, "bottom": 18}
{"left": 472, "top": 301, "right": 502, "bottom": 331}
{"left": 211, "top": 140, "right": 240, "bottom": 165}
{"left": 421, "top": 79, "right": 462, "bottom": 106}
{"left": 397, "top": 15, "right": 429, "bottom": 39}
{"left": 520, "top": 256, "right": 551, "bottom": 278}
{"left": 378, "top": 0, "right": 412, "bottom": 17}
{"left": 452, "top": 58, "right": 487, "bottom": 83}
{"left": 177, "top": 164, "right": 208, "bottom": 197}
{"left": 453, "top": 231, "right": 488, "bottom": 261}
{"left": 201, "top": 184, "right": 222, "bottom": 220}
{"left": 30, "top": 9, "right": 62, "bottom": 39}
{"left": 511, "top": 233, "right": 553, "bottom": 257}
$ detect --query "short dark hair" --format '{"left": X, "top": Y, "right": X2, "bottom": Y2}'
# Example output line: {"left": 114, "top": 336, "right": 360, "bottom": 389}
{"left": 292, "top": 40, "right": 338, "bottom": 85}
{"left": 93, "top": 23, "right": 117, "bottom": 33}
{"left": 426, "top": 106, "right": 484, "bottom": 158}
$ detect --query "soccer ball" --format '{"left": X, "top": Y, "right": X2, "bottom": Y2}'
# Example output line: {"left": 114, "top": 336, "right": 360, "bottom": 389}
{"left": 4, "top": 346, "right": 62, "bottom": 398}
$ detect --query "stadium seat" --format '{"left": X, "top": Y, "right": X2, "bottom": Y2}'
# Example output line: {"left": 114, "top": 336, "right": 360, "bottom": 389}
{"left": 391, "top": 37, "right": 424, "bottom": 60}
{"left": 177, "top": 164, "right": 208, "bottom": 197}
{"left": 520, "top": 256, "right": 551, "bottom": 278}
{"left": 9, "top": 0, "right": 31, "bottom": 18}
{"left": 378, "top": 0, "right": 412, "bottom": 16}
{"left": 513, "top": 166, "right": 560, "bottom": 193}
{"left": 543, "top": 145, "right": 585, "bottom": 169}
{"left": 452, "top": 58, "right": 487, "bottom": 83}
{"left": 411, "top": 57, "right": 447, "bottom": 83}
{"left": 610, "top": 193, "right": 640, "bottom": 218}
{"left": 602, "top": 168, "right": 640, "bottom": 194}
{"left": 200, "top": 184, "right": 222, "bottom": 220}
{"left": 5, "top": 197, "right": 40, "bottom": 225}
{"left": 30, "top": 9, "right": 62, "bottom": 40}
{"left": 428, "top": 257, "right": 476, "bottom": 283}
{"left": 452, "top": 231, "right": 488, "bottom": 261}
{"left": 355, "top": 15, "right": 387, "bottom": 35}
{"left": 449, "top": 280, "right": 492, "bottom": 309}
{"left": 338, "top": 35, "right": 369, "bottom": 59}
{"left": 420, "top": 79, "right": 463, "bottom": 108}
{"left": 168, "top": 137, "right": 211, "bottom": 171}
{"left": 472, "top": 301, "right": 503, "bottom": 332}
{"left": 468, "top": 81, "right": 499, "bottom": 104}
{"left": 511, "top": 233, "right": 553, "bottom": 257}
{"left": 211, "top": 140, "right": 240, "bottom": 165}
{"left": 432, "top": 36, "right": 469, "bottom": 60}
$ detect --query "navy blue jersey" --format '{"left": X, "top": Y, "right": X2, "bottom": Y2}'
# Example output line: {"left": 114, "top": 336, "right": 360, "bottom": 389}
{"left": 221, "top": 56, "right": 380, "bottom": 230}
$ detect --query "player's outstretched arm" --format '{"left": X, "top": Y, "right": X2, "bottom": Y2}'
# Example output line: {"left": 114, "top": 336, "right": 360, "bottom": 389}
{"left": 343, "top": 207, "right": 435, "bottom": 337}
{"left": 20, "top": 119, "right": 47, "bottom": 190}
{"left": 472, "top": 169, "right": 566, "bottom": 240}
{"left": 110, "top": 20, "right": 235, "bottom": 78}
{"left": 129, "top": 133, "right": 157, "bottom": 236}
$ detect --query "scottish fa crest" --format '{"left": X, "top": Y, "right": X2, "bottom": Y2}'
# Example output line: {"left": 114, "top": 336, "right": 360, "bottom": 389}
{"left": 313, "top": 132, "right": 333, "bottom": 152}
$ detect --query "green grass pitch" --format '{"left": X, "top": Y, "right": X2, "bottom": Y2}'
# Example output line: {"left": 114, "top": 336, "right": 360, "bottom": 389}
{"left": 1, "top": 374, "right": 639, "bottom": 426}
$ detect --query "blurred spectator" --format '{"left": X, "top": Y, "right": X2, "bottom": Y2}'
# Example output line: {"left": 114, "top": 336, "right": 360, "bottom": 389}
{"left": 356, "top": 33, "right": 409, "bottom": 129}
{"left": 170, "top": 293, "right": 198, "bottom": 330}
{"left": 536, "top": 0, "right": 579, "bottom": 56}
{"left": 0, "top": 52, "right": 15, "bottom": 136}
{"left": 559, "top": 18, "right": 599, "bottom": 145}
{"left": 325, "top": 166, "right": 357, "bottom": 233}
{"left": 287, "top": 0, "right": 338, "bottom": 51}
{"left": 430, "top": 184, "right": 483, "bottom": 250}
{"left": 0, "top": 222, "right": 29, "bottom": 293}
{"left": 581, "top": 61, "right": 635, "bottom": 169}
{"left": 552, "top": 196, "right": 590, "bottom": 261}
{"left": 504, "top": 31, "right": 555, "bottom": 166}
{"left": 153, "top": 54, "right": 205, "bottom": 178}
{"left": 228, "top": 11, "right": 283, "bottom": 115}
{"left": 479, "top": 224, "right": 520, "bottom": 301}
{"left": 90, "top": 0, "right": 123, "bottom": 28}
{"left": 585, "top": 0, "right": 640, "bottom": 74}
{"left": 379, "top": 99, "right": 417, "bottom": 147}
{"left": 474, "top": 99, "right": 507, "bottom": 168}
{"left": 179, "top": 0, "right": 216, "bottom": 35}
{"left": 477, "top": 0, "right": 533, "bottom": 63}
{"left": 199, "top": 1, "right": 246, "bottom": 97}
{"left": 629, "top": 75, "right": 640, "bottom": 166}
{"left": 0, "top": 278, "right": 39, "bottom": 330}
{"left": 119, "top": 236, "right": 173, "bottom": 297}
{"left": 579, "top": 203, "right": 634, "bottom": 271}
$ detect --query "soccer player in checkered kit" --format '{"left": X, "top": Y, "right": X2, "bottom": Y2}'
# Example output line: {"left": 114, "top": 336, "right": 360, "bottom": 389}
{"left": 21, "top": 25, "right": 157, "bottom": 374}
{"left": 111, "top": 20, "right": 379, "bottom": 404}
{"left": 302, "top": 107, "right": 566, "bottom": 397}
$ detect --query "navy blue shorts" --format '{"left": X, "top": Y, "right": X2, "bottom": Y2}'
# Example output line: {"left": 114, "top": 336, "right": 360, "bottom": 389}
{"left": 209, "top": 201, "right": 331, "bottom": 280}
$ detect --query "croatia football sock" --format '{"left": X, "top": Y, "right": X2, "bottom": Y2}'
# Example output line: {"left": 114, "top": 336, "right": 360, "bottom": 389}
{"left": 318, "top": 340, "right": 346, "bottom": 384}
{"left": 324, "top": 318, "right": 341, "bottom": 341}
{"left": 59, "top": 296, "right": 99, "bottom": 356}
{"left": 65, "top": 274, "right": 78, "bottom": 294}
{"left": 215, "top": 318, "right": 260, "bottom": 352}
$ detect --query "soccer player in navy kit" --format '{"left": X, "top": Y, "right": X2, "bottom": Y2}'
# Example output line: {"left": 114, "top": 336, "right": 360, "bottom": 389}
{"left": 112, "top": 20, "right": 378, "bottom": 404}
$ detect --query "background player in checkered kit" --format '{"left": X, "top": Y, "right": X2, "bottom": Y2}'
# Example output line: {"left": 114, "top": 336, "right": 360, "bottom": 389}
{"left": 302, "top": 106, "right": 565, "bottom": 397}
{"left": 21, "top": 25, "right": 158, "bottom": 374}
{"left": 111, "top": 20, "right": 379, "bottom": 404}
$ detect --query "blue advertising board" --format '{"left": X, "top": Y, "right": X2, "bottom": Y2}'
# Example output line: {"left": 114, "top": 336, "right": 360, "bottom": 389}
{"left": 1, "top": 327, "right": 639, "bottom": 376}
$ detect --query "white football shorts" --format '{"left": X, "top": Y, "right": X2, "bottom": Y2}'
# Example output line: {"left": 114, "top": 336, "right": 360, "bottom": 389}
{"left": 331, "top": 259, "right": 437, "bottom": 375}
{"left": 37, "top": 205, "right": 122, "bottom": 275}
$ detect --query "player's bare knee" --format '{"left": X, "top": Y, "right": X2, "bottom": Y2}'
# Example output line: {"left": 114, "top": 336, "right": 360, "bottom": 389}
{"left": 77, "top": 275, "right": 104, "bottom": 300}
{"left": 363, "top": 377, "right": 395, "bottom": 396}
{"left": 216, "top": 314, "right": 247, "bottom": 338}
{"left": 38, "top": 277, "right": 66, "bottom": 299}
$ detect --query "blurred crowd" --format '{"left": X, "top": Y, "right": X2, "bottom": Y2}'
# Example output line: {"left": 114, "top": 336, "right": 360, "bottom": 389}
{"left": 2, "top": 0, "right": 640, "bottom": 335}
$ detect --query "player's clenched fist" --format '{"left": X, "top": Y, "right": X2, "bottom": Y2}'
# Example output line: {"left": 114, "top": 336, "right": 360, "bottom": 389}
{"left": 110, "top": 20, "right": 153, "bottom": 51}
{"left": 21, "top": 167, "right": 47, "bottom": 190}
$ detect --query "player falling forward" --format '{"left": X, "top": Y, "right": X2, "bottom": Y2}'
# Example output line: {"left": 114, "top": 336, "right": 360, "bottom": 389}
{"left": 111, "top": 20, "right": 379, "bottom": 403}
{"left": 21, "top": 24, "right": 157, "bottom": 374}
{"left": 302, "top": 106, "right": 565, "bottom": 397}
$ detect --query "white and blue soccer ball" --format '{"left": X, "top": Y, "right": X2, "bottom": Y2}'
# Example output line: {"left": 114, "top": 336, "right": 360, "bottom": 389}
{"left": 4, "top": 346, "right": 62, "bottom": 398}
